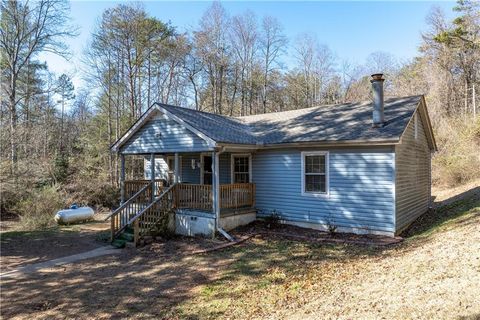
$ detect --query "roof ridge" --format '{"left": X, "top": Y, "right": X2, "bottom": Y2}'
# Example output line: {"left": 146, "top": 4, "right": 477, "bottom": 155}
{"left": 236, "top": 95, "right": 423, "bottom": 120}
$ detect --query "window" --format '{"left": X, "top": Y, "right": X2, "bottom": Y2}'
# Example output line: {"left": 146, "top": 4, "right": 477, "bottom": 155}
{"left": 302, "top": 151, "right": 329, "bottom": 195}
{"left": 231, "top": 154, "right": 251, "bottom": 183}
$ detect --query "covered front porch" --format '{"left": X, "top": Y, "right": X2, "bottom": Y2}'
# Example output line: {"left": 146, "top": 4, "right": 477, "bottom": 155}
{"left": 107, "top": 104, "right": 259, "bottom": 243}
{"left": 121, "top": 150, "right": 255, "bottom": 212}
{"left": 112, "top": 150, "right": 256, "bottom": 242}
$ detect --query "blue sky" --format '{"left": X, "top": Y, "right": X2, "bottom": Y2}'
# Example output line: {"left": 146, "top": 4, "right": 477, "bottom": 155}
{"left": 40, "top": 1, "right": 457, "bottom": 90}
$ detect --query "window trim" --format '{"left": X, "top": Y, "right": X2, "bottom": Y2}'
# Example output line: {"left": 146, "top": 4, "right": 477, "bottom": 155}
{"left": 230, "top": 153, "right": 252, "bottom": 183}
{"left": 301, "top": 151, "right": 329, "bottom": 197}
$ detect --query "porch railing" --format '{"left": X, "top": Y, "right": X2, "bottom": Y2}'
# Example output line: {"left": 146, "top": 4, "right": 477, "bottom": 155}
{"left": 220, "top": 183, "right": 255, "bottom": 209}
{"left": 129, "top": 184, "right": 177, "bottom": 245}
{"left": 108, "top": 182, "right": 255, "bottom": 243}
{"left": 175, "top": 183, "right": 212, "bottom": 211}
{"left": 125, "top": 179, "right": 165, "bottom": 200}
{"left": 174, "top": 183, "right": 255, "bottom": 211}
{"left": 107, "top": 182, "right": 153, "bottom": 240}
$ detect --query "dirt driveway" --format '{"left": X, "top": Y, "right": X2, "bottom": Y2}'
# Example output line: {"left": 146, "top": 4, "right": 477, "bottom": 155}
{"left": 0, "top": 243, "right": 228, "bottom": 319}
{"left": 1, "top": 231, "right": 106, "bottom": 272}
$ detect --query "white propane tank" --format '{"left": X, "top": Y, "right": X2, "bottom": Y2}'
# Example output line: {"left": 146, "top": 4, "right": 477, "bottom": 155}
{"left": 55, "top": 206, "right": 94, "bottom": 224}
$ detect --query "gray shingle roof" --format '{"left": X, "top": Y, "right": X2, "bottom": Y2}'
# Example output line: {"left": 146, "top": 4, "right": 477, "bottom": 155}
{"left": 157, "top": 95, "right": 422, "bottom": 145}
{"left": 159, "top": 104, "right": 258, "bottom": 144}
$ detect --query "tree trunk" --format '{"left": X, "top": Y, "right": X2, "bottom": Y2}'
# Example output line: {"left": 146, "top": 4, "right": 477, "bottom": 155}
{"left": 9, "top": 72, "right": 18, "bottom": 175}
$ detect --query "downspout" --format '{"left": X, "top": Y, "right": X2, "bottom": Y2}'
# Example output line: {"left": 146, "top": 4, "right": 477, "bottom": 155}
{"left": 214, "top": 147, "right": 235, "bottom": 241}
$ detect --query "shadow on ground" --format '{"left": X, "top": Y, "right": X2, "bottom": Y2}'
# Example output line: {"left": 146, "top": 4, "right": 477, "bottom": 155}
{"left": 1, "top": 185, "right": 479, "bottom": 319}
{"left": 0, "top": 247, "right": 233, "bottom": 318}
{"left": 1, "top": 229, "right": 110, "bottom": 270}
{"left": 402, "top": 185, "right": 480, "bottom": 239}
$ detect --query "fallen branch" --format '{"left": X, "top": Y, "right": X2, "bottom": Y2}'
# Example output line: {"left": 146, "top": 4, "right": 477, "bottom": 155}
{"left": 189, "top": 234, "right": 256, "bottom": 255}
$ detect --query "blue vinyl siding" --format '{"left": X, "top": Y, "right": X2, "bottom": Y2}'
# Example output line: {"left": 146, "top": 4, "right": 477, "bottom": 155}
{"left": 121, "top": 111, "right": 212, "bottom": 154}
{"left": 144, "top": 156, "right": 169, "bottom": 180}
{"left": 219, "top": 153, "right": 231, "bottom": 184}
{"left": 181, "top": 154, "right": 201, "bottom": 183}
{"left": 144, "top": 152, "right": 233, "bottom": 184}
{"left": 144, "top": 154, "right": 201, "bottom": 184}
{"left": 253, "top": 147, "right": 395, "bottom": 234}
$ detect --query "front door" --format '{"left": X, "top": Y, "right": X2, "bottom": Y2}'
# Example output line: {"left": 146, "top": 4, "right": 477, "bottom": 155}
{"left": 202, "top": 155, "right": 212, "bottom": 185}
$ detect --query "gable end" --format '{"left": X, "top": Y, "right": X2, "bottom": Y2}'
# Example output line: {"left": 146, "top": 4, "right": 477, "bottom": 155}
{"left": 111, "top": 105, "right": 216, "bottom": 153}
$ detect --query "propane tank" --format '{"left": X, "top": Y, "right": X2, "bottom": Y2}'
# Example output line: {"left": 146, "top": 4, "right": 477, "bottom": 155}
{"left": 55, "top": 206, "right": 94, "bottom": 224}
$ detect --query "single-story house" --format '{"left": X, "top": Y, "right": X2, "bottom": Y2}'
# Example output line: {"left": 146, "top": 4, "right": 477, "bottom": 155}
{"left": 107, "top": 74, "right": 437, "bottom": 244}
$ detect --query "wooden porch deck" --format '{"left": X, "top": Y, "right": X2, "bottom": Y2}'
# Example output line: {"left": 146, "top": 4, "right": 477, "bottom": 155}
{"left": 124, "top": 180, "right": 256, "bottom": 213}
{"left": 109, "top": 181, "right": 256, "bottom": 244}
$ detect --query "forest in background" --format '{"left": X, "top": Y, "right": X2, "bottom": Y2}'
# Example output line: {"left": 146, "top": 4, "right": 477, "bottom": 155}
{"left": 1, "top": 0, "right": 479, "bottom": 229}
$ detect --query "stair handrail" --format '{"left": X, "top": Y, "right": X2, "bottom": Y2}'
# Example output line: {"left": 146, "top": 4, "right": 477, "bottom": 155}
{"left": 104, "top": 182, "right": 152, "bottom": 221}
{"left": 126, "top": 183, "right": 177, "bottom": 226}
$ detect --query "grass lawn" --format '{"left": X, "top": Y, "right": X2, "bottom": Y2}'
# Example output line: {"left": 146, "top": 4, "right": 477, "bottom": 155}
{"left": 173, "top": 195, "right": 480, "bottom": 320}
{"left": 1, "top": 193, "right": 479, "bottom": 319}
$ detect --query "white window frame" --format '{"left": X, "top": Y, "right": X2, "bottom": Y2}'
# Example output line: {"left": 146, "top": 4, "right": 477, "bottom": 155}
{"left": 230, "top": 153, "right": 252, "bottom": 183}
{"left": 301, "top": 151, "right": 329, "bottom": 197}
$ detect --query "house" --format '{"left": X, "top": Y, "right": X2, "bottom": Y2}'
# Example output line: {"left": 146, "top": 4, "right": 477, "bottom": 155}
{"left": 107, "top": 74, "right": 437, "bottom": 245}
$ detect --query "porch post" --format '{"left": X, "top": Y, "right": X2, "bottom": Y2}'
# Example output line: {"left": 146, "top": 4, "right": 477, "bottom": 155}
{"left": 150, "top": 153, "right": 155, "bottom": 201}
{"left": 120, "top": 154, "right": 125, "bottom": 204}
{"left": 174, "top": 152, "right": 179, "bottom": 183}
{"left": 212, "top": 150, "right": 220, "bottom": 230}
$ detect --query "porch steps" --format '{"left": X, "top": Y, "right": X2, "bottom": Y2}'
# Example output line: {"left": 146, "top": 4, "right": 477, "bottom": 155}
{"left": 111, "top": 226, "right": 135, "bottom": 249}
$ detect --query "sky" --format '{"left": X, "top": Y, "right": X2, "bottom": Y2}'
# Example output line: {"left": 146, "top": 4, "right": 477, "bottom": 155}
{"left": 39, "top": 0, "right": 458, "bottom": 91}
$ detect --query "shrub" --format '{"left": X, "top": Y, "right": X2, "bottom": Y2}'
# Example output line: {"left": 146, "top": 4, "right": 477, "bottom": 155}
{"left": 432, "top": 117, "right": 480, "bottom": 187}
{"left": 264, "top": 209, "right": 281, "bottom": 229}
{"left": 326, "top": 219, "right": 337, "bottom": 235}
{"left": 64, "top": 177, "right": 119, "bottom": 209}
{"left": 15, "top": 186, "right": 66, "bottom": 230}
{"left": 53, "top": 154, "right": 69, "bottom": 184}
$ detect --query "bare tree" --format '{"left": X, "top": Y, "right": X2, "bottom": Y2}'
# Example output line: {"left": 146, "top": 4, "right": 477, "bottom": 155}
{"left": 182, "top": 35, "right": 204, "bottom": 110}
{"left": 294, "top": 34, "right": 338, "bottom": 107}
{"left": 230, "top": 10, "right": 258, "bottom": 116}
{"left": 313, "top": 44, "right": 336, "bottom": 104}
{"left": 294, "top": 33, "right": 315, "bottom": 107}
{"left": 259, "top": 16, "right": 286, "bottom": 113}
{"left": 194, "top": 2, "right": 230, "bottom": 114}
{"left": 0, "top": 0, "right": 76, "bottom": 173}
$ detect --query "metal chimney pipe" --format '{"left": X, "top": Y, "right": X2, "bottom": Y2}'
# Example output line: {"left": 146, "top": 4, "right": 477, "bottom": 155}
{"left": 371, "top": 73, "right": 385, "bottom": 127}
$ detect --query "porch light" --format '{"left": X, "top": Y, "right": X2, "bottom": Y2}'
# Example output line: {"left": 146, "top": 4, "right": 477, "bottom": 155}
{"left": 191, "top": 159, "right": 196, "bottom": 170}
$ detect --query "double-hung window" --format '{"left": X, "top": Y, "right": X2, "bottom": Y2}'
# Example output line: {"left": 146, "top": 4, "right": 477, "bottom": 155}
{"left": 302, "top": 151, "right": 329, "bottom": 195}
{"left": 231, "top": 154, "right": 251, "bottom": 183}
